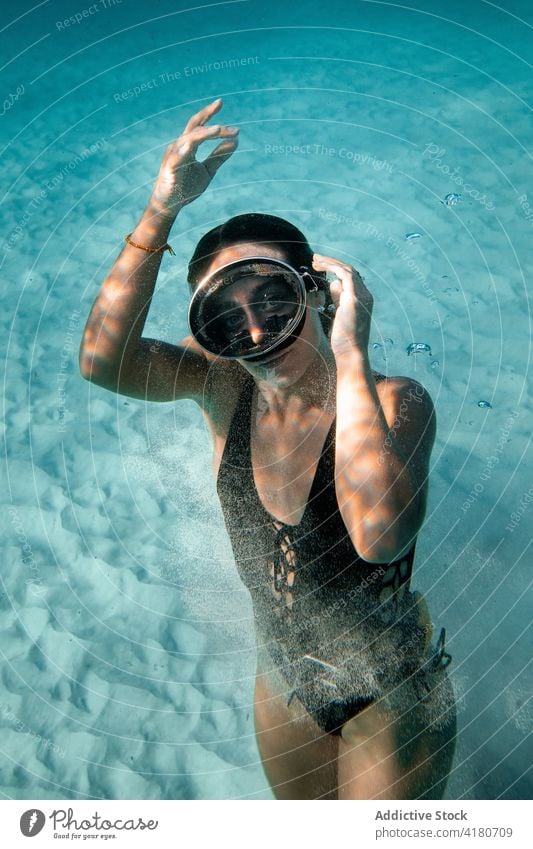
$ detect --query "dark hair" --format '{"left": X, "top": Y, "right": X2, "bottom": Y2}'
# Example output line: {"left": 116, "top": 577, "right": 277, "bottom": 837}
{"left": 187, "top": 213, "right": 333, "bottom": 332}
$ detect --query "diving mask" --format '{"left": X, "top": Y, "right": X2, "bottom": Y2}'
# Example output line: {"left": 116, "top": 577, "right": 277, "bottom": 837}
{"left": 188, "top": 256, "right": 320, "bottom": 360}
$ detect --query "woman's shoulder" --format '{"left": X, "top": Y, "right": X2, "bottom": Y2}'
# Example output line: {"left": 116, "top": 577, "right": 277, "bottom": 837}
{"left": 371, "top": 372, "right": 434, "bottom": 416}
{"left": 203, "top": 360, "right": 250, "bottom": 432}
{"left": 372, "top": 371, "right": 429, "bottom": 395}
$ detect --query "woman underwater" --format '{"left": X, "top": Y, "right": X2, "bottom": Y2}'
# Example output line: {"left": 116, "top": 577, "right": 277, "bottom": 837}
{"left": 79, "top": 98, "right": 456, "bottom": 800}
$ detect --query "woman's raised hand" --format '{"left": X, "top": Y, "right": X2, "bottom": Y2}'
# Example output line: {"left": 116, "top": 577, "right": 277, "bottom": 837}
{"left": 151, "top": 98, "right": 239, "bottom": 218}
{"left": 312, "top": 254, "right": 374, "bottom": 359}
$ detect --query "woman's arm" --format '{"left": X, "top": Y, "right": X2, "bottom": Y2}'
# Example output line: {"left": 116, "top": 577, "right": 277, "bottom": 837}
{"left": 312, "top": 254, "right": 435, "bottom": 563}
{"left": 335, "top": 355, "right": 435, "bottom": 562}
{"left": 79, "top": 99, "right": 239, "bottom": 403}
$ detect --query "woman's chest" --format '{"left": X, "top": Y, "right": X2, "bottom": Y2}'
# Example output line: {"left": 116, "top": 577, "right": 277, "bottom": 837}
{"left": 250, "top": 412, "right": 335, "bottom": 525}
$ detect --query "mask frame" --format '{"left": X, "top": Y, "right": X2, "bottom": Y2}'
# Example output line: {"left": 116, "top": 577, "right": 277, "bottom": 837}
{"left": 188, "top": 256, "right": 320, "bottom": 361}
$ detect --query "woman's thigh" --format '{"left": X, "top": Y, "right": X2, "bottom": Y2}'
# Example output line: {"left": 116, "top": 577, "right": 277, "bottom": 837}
{"left": 253, "top": 673, "right": 339, "bottom": 800}
{"left": 337, "top": 676, "right": 457, "bottom": 800}
{"left": 254, "top": 667, "right": 456, "bottom": 801}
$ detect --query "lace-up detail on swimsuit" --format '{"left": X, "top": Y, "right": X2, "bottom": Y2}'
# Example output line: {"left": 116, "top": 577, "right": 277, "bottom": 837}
{"left": 269, "top": 520, "right": 297, "bottom": 619}
{"left": 378, "top": 558, "right": 412, "bottom": 623}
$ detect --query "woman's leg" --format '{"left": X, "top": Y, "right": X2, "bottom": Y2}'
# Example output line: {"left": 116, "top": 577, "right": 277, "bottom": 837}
{"left": 337, "top": 678, "right": 457, "bottom": 800}
{"left": 254, "top": 666, "right": 456, "bottom": 800}
{"left": 253, "top": 672, "right": 339, "bottom": 799}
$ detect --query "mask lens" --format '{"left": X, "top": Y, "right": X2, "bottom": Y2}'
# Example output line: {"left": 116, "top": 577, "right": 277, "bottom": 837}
{"left": 189, "top": 259, "right": 307, "bottom": 359}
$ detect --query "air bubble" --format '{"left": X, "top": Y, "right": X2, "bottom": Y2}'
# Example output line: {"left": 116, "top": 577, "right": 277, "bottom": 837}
{"left": 442, "top": 193, "right": 462, "bottom": 207}
{"left": 372, "top": 338, "right": 394, "bottom": 362}
{"left": 406, "top": 342, "right": 432, "bottom": 356}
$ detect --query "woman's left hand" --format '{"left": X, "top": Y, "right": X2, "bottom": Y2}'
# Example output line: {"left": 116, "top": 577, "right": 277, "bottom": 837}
{"left": 312, "top": 254, "right": 373, "bottom": 358}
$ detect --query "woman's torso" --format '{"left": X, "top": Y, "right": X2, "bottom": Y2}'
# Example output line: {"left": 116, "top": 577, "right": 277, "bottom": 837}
{"left": 199, "top": 365, "right": 451, "bottom": 736}
{"left": 211, "top": 371, "right": 419, "bottom": 670}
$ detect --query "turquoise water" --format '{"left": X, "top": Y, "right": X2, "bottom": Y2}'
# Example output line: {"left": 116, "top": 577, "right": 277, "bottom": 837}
{"left": 1, "top": 0, "right": 531, "bottom": 799}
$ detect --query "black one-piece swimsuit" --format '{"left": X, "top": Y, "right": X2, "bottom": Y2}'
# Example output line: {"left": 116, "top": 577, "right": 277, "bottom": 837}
{"left": 216, "top": 376, "right": 451, "bottom": 735}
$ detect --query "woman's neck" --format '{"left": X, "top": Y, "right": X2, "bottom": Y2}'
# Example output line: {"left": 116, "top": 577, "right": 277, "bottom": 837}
{"left": 254, "top": 342, "right": 337, "bottom": 420}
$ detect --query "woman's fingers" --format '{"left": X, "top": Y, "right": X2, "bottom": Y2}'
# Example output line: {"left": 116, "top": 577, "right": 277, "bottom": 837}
{"left": 328, "top": 279, "right": 343, "bottom": 310}
{"left": 174, "top": 123, "right": 239, "bottom": 159}
{"left": 313, "top": 253, "right": 370, "bottom": 301}
{"left": 312, "top": 254, "right": 356, "bottom": 299}
{"left": 312, "top": 253, "right": 374, "bottom": 353}
{"left": 183, "top": 97, "right": 222, "bottom": 133}
{"left": 186, "top": 124, "right": 239, "bottom": 145}
{"left": 312, "top": 253, "right": 359, "bottom": 280}
{"left": 202, "top": 137, "right": 239, "bottom": 177}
